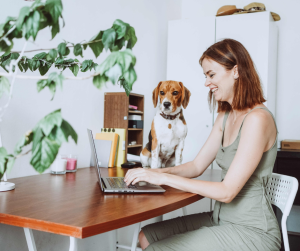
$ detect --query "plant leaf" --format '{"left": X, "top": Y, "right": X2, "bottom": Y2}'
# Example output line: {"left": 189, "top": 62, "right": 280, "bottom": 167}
{"left": 37, "top": 79, "right": 48, "bottom": 92}
{"left": 38, "top": 109, "right": 62, "bottom": 136}
{"left": 95, "top": 52, "right": 118, "bottom": 75}
{"left": 0, "top": 147, "right": 8, "bottom": 176}
{"left": 49, "top": 49, "right": 58, "bottom": 60}
{"left": 102, "top": 28, "right": 116, "bottom": 51}
{"left": 34, "top": 52, "right": 47, "bottom": 59}
{"left": 0, "top": 76, "right": 10, "bottom": 98}
{"left": 123, "top": 65, "right": 137, "bottom": 88}
{"left": 69, "top": 64, "right": 79, "bottom": 76}
{"left": 117, "top": 49, "right": 135, "bottom": 72}
{"left": 57, "top": 42, "right": 67, "bottom": 57}
{"left": 16, "top": 6, "right": 30, "bottom": 30}
{"left": 126, "top": 26, "right": 137, "bottom": 49}
{"left": 30, "top": 136, "right": 60, "bottom": 173}
{"left": 105, "top": 63, "right": 122, "bottom": 85}
{"left": 51, "top": 22, "right": 60, "bottom": 39}
{"left": 32, "top": 10, "right": 40, "bottom": 40}
{"left": 112, "top": 19, "right": 129, "bottom": 39}
{"left": 39, "top": 63, "right": 51, "bottom": 76}
{"left": 73, "top": 43, "right": 83, "bottom": 57}
{"left": 88, "top": 31, "right": 103, "bottom": 58}
{"left": 93, "top": 74, "right": 108, "bottom": 89}
{"left": 45, "top": 0, "right": 63, "bottom": 24}
{"left": 119, "top": 78, "right": 131, "bottom": 96}
{"left": 60, "top": 120, "right": 78, "bottom": 144}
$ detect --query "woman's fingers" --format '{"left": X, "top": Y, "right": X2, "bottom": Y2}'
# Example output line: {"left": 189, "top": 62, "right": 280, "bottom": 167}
{"left": 125, "top": 169, "right": 148, "bottom": 185}
{"left": 125, "top": 169, "right": 139, "bottom": 184}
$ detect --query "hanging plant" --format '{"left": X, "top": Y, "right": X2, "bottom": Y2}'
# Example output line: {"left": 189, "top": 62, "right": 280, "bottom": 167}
{"left": 0, "top": 0, "right": 138, "bottom": 179}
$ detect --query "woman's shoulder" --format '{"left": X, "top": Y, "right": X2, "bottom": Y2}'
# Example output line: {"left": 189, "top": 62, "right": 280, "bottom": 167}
{"left": 242, "top": 106, "right": 276, "bottom": 134}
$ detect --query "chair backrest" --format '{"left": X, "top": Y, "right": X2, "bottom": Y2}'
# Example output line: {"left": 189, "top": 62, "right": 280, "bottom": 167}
{"left": 266, "top": 173, "right": 298, "bottom": 215}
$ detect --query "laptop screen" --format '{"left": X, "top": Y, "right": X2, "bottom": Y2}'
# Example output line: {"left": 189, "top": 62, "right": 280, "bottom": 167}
{"left": 87, "top": 129, "right": 104, "bottom": 191}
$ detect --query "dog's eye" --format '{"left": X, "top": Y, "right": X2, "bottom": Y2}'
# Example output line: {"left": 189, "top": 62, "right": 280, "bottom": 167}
{"left": 160, "top": 91, "right": 165, "bottom": 95}
{"left": 173, "top": 91, "right": 178, "bottom": 95}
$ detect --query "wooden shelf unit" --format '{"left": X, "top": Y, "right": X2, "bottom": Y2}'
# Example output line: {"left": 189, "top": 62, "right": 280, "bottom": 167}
{"left": 104, "top": 92, "right": 144, "bottom": 162}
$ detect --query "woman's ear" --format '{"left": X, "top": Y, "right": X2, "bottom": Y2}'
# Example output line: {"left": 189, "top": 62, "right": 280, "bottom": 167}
{"left": 152, "top": 82, "right": 162, "bottom": 107}
{"left": 233, "top": 65, "right": 239, "bottom": 79}
{"left": 179, "top": 82, "right": 191, "bottom": 109}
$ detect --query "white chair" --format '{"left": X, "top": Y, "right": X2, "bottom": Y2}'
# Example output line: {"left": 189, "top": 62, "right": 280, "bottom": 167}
{"left": 120, "top": 172, "right": 299, "bottom": 251}
{"left": 266, "top": 173, "right": 299, "bottom": 251}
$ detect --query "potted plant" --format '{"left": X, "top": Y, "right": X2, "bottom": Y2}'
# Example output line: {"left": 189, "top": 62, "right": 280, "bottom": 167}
{"left": 0, "top": 0, "right": 138, "bottom": 190}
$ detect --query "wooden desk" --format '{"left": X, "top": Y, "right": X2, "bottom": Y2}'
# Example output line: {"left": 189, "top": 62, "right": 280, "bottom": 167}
{"left": 0, "top": 167, "right": 221, "bottom": 250}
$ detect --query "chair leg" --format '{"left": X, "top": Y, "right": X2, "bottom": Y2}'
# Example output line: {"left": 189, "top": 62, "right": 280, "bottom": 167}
{"left": 69, "top": 237, "right": 78, "bottom": 251}
{"left": 281, "top": 215, "right": 290, "bottom": 251}
{"left": 23, "top": 228, "right": 37, "bottom": 251}
{"left": 131, "top": 222, "right": 141, "bottom": 251}
{"left": 182, "top": 206, "right": 187, "bottom": 216}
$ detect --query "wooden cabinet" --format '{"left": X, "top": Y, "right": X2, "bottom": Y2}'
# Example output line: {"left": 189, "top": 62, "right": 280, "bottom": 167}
{"left": 104, "top": 92, "right": 144, "bottom": 162}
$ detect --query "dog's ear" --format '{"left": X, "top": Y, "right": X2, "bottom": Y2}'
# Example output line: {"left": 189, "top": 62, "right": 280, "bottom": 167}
{"left": 152, "top": 81, "right": 162, "bottom": 108}
{"left": 179, "top": 82, "right": 191, "bottom": 109}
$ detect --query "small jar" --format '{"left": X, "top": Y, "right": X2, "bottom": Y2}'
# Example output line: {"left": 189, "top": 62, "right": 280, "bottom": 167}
{"left": 51, "top": 155, "right": 67, "bottom": 174}
{"left": 66, "top": 154, "right": 78, "bottom": 172}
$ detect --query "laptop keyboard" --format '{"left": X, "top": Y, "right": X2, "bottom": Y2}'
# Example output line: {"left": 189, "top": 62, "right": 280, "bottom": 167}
{"left": 107, "top": 178, "right": 137, "bottom": 189}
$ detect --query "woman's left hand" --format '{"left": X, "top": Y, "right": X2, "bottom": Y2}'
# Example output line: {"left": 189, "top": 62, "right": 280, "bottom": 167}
{"left": 124, "top": 168, "right": 166, "bottom": 186}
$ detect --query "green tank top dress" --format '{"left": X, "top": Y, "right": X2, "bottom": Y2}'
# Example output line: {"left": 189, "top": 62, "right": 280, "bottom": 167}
{"left": 212, "top": 107, "right": 281, "bottom": 245}
{"left": 142, "top": 107, "right": 282, "bottom": 251}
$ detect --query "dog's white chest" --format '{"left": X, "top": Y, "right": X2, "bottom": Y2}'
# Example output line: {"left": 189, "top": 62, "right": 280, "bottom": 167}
{"left": 155, "top": 115, "right": 187, "bottom": 151}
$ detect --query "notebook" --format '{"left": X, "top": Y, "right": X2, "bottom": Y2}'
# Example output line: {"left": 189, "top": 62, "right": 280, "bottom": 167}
{"left": 95, "top": 133, "right": 118, "bottom": 167}
{"left": 100, "top": 128, "right": 126, "bottom": 167}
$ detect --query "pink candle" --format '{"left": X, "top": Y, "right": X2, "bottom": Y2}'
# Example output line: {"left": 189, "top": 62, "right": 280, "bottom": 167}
{"left": 66, "top": 158, "right": 77, "bottom": 171}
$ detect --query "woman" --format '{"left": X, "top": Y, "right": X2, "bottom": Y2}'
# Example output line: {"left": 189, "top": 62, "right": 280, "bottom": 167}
{"left": 124, "top": 38, "right": 281, "bottom": 251}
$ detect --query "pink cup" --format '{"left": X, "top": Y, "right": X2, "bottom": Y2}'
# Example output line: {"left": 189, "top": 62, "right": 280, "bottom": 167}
{"left": 66, "top": 154, "right": 78, "bottom": 172}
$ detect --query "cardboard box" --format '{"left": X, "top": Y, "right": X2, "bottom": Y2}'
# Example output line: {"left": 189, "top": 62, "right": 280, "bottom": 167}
{"left": 281, "top": 140, "right": 300, "bottom": 150}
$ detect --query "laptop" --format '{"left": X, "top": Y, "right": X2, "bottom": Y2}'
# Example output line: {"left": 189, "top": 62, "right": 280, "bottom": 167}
{"left": 87, "top": 129, "right": 166, "bottom": 193}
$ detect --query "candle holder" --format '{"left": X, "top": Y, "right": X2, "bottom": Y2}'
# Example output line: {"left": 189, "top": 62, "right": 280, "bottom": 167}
{"left": 51, "top": 155, "right": 67, "bottom": 174}
{"left": 66, "top": 154, "right": 78, "bottom": 172}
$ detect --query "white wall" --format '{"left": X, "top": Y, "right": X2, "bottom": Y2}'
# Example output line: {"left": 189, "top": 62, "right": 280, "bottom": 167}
{"left": 1, "top": 0, "right": 175, "bottom": 179}
{"left": 1, "top": 0, "right": 299, "bottom": 250}
{"left": 0, "top": 1, "right": 181, "bottom": 250}
{"left": 181, "top": 0, "right": 300, "bottom": 145}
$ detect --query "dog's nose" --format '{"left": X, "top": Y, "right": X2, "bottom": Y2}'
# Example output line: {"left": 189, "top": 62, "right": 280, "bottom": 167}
{"left": 163, "top": 102, "right": 171, "bottom": 108}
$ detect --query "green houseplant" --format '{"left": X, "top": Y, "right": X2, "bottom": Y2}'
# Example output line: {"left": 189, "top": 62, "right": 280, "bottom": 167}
{"left": 0, "top": 0, "right": 138, "bottom": 182}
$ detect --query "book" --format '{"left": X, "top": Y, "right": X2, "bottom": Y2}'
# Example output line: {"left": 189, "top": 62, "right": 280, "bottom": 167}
{"left": 129, "top": 104, "right": 138, "bottom": 110}
{"left": 90, "top": 139, "right": 112, "bottom": 168}
{"left": 100, "top": 128, "right": 126, "bottom": 167}
{"left": 95, "top": 133, "right": 119, "bottom": 167}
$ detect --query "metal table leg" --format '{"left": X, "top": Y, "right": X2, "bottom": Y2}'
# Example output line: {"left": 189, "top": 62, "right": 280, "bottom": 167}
{"left": 24, "top": 228, "right": 37, "bottom": 251}
{"left": 69, "top": 237, "right": 78, "bottom": 251}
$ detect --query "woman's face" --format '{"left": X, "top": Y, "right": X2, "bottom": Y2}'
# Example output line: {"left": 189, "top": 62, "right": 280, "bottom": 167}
{"left": 202, "top": 58, "right": 238, "bottom": 104}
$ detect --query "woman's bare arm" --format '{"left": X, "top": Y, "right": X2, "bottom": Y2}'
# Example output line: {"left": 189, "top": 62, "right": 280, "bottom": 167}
{"left": 125, "top": 110, "right": 274, "bottom": 203}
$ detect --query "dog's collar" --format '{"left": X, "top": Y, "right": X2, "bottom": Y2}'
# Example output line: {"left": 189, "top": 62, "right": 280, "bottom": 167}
{"left": 160, "top": 110, "right": 181, "bottom": 120}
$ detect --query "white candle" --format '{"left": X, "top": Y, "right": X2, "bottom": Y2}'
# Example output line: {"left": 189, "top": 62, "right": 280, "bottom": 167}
{"left": 51, "top": 159, "right": 67, "bottom": 174}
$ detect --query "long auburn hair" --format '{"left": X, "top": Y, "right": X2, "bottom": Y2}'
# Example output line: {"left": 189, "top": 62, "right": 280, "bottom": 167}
{"left": 199, "top": 39, "right": 266, "bottom": 112}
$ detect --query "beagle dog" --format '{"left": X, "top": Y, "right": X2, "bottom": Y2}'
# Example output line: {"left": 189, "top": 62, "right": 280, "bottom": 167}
{"left": 140, "top": 80, "right": 191, "bottom": 169}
